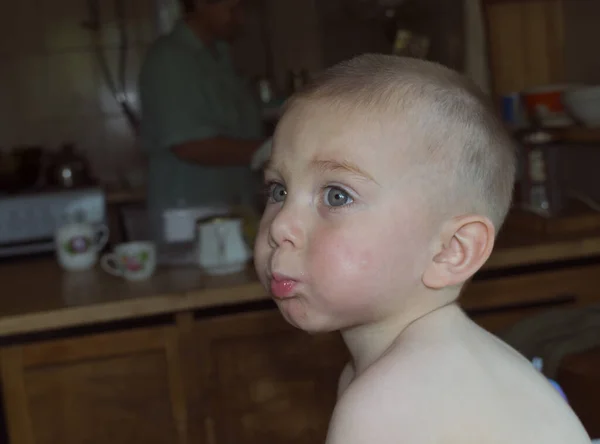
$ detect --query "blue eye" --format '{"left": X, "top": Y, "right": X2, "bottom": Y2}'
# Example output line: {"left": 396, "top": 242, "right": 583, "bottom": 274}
{"left": 268, "top": 183, "right": 287, "bottom": 203}
{"left": 324, "top": 187, "right": 353, "bottom": 207}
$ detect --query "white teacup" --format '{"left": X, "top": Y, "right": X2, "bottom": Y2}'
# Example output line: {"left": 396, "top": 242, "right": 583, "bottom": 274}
{"left": 55, "top": 222, "right": 109, "bottom": 271}
{"left": 101, "top": 242, "right": 157, "bottom": 281}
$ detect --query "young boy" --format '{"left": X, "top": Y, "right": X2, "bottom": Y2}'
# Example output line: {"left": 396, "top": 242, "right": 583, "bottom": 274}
{"left": 253, "top": 54, "right": 591, "bottom": 443}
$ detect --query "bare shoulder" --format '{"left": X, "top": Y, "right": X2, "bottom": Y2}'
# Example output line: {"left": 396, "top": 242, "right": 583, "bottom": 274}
{"left": 327, "top": 366, "right": 428, "bottom": 444}
{"left": 327, "top": 308, "right": 591, "bottom": 444}
{"left": 337, "top": 362, "right": 354, "bottom": 399}
{"left": 327, "top": 346, "right": 452, "bottom": 444}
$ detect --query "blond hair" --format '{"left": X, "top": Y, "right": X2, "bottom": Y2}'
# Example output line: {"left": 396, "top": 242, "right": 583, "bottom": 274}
{"left": 287, "top": 54, "right": 517, "bottom": 230}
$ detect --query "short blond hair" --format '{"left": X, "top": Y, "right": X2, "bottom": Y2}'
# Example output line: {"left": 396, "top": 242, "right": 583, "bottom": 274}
{"left": 287, "top": 54, "right": 517, "bottom": 230}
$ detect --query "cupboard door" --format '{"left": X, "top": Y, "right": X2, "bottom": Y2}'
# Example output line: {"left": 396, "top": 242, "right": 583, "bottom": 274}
{"left": 463, "top": 263, "right": 600, "bottom": 333}
{"left": 1, "top": 326, "right": 188, "bottom": 444}
{"left": 484, "top": 0, "right": 565, "bottom": 95}
{"left": 191, "top": 309, "right": 348, "bottom": 444}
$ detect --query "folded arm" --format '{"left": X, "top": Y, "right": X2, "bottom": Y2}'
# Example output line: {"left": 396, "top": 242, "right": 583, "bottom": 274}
{"left": 139, "top": 48, "right": 264, "bottom": 166}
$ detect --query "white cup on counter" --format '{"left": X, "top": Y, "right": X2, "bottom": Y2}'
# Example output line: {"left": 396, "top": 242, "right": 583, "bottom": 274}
{"left": 101, "top": 241, "right": 157, "bottom": 281}
{"left": 55, "top": 222, "right": 109, "bottom": 272}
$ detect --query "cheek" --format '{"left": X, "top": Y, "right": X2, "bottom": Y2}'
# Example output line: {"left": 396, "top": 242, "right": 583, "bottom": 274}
{"left": 253, "top": 211, "right": 274, "bottom": 276}
{"left": 308, "top": 226, "right": 380, "bottom": 293}
{"left": 253, "top": 228, "right": 269, "bottom": 263}
{"left": 256, "top": 210, "right": 271, "bottom": 245}
{"left": 318, "top": 238, "right": 373, "bottom": 277}
{"left": 307, "top": 216, "right": 426, "bottom": 300}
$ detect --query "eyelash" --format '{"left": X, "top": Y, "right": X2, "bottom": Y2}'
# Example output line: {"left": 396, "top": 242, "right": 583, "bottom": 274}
{"left": 262, "top": 181, "right": 282, "bottom": 203}
{"left": 263, "top": 181, "right": 357, "bottom": 212}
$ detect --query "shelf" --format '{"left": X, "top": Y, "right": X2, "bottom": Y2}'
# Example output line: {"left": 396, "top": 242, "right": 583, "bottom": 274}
{"left": 504, "top": 199, "right": 600, "bottom": 236}
{"left": 513, "top": 127, "right": 600, "bottom": 145}
{"left": 552, "top": 127, "right": 600, "bottom": 144}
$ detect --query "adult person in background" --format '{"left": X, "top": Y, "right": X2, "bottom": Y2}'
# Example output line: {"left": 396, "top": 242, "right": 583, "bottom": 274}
{"left": 139, "top": 0, "right": 267, "bottom": 245}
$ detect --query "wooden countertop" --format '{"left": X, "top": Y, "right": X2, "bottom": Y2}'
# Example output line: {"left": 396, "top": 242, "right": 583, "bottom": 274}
{"left": 487, "top": 225, "right": 600, "bottom": 269}
{"left": 0, "top": 260, "right": 265, "bottom": 338}
{"left": 2, "top": 222, "right": 600, "bottom": 339}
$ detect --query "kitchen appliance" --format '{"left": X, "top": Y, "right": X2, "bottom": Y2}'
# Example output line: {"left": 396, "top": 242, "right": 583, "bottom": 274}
{"left": 45, "top": 144, "right": 95, "bottom": 189}
{"left": 0, "top": 146, "right": 44, "bottom": 193}
{"left": 0, "top": 187, "right": 106, "bottom": 258}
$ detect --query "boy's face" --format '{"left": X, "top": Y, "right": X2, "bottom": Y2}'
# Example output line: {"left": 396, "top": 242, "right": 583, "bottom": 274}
{"left": 254, "top": 101, "right": 439, "bottom": 333}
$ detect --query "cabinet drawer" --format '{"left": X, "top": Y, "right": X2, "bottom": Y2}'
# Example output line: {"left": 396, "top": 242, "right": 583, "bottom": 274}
{"left": 461, "top": 263, "right": 600, "bottom": 313}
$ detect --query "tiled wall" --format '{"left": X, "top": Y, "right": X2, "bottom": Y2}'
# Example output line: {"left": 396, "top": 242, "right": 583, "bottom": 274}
{"left": 0, "top": 0, "right": 327, "bottom": 183}
{"left": 0, "top": 0, "right": 490, "bottom": 185}
{"left": 230, "top": 0, "right": 323, "bottom": 92}
{"left": 0, "top": 0, "right": 156, "bottom": 182}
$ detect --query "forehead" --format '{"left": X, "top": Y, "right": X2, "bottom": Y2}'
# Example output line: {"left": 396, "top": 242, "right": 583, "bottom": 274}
{"left": 272, "top": 100, "right": 416, "bottom": 175}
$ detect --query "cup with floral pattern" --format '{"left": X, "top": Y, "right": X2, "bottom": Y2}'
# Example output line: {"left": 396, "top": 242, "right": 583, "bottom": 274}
{"left": 101, "top": 242, "right": 157, "bottom": 281}
{"left": 55, "top": 222, "right": 109, "bottom": 271}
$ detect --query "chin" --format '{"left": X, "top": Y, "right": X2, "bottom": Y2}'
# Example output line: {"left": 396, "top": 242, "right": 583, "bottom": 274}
{"left": 276, "top": 302, "right": 340, "bottom": 335}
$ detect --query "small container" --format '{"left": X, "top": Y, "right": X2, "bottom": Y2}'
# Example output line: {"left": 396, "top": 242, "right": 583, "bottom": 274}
{"left": 196, "top": 216, "right": 252, "bottom": 276}
{"left": 501, "top": 92, "right": 528, "bottom": 129}
{"left": 55, "top": 221, "right": 109, "bottom": 271}
{"left": 258, "top": 78, "right": 274, "bottom": 104}
{"left": 521, "top": 84, "right": 578, "bottom": 128}
{"left": 518, "top": 130, "right": 564, "bottom": 218}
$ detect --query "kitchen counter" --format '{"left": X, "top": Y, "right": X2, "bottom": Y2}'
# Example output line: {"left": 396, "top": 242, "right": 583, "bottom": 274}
{"left": 2, "top": 219, "right": 600, "bottom": 338}
{"left": 487, "top": 223, "right": 600, "bottom": 269}
{"left": 0, "top": 260, "right": 264, "bottom": 338}
{"left": 3, "top": 216, "right": 600, "bottom": 443}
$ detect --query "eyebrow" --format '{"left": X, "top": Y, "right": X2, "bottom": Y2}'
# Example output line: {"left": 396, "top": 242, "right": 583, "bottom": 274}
{"left": 311, "top": 158, "right": 378, "bottom": 184}
{"left": 263, "top": 160, "right": 283, "bottom": 176}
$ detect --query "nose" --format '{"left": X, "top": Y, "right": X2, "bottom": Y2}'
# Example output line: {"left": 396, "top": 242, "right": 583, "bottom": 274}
{"left": 268, "top": 203, "right": 305, "bottom": 249}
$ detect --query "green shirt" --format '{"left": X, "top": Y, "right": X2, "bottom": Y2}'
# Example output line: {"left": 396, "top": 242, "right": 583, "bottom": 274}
{"left": 139, "top": 22, "right": 263, "bottom": 238}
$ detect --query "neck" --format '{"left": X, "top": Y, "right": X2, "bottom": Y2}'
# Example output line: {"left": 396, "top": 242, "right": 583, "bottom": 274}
{"left": 185, "top": 15, "right": 216, "bottom": 48}
{"left": 341, "top": 290, "right": 458, "bottom": 377}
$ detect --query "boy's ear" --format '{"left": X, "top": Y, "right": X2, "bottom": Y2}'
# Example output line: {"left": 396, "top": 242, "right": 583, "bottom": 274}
{"left": 422, "top": 215, "right": 495, "bottom": 290}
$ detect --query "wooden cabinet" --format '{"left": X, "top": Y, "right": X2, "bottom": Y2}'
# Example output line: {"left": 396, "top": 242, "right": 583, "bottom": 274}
{"left": 186, "top": 310, "right": 347, "bottom": 444}
{"left": 0, "top": 327, "right": 187, "bottom": 444}
{"left": 462, "top": 262, "right": 600, "bottom": 332}
{"left": 483, "top": 0, "right": 565, "bottom": 95}
{"left": 1, "top": 310, "right": 347, "bottom": 444}
{"left": 2, "top": 263, "right": 600, "bottom": 442}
